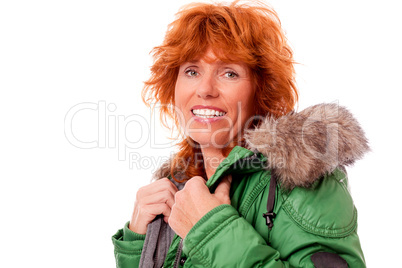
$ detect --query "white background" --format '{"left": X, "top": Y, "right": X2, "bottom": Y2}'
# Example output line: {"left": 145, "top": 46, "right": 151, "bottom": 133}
{"left": 1, "top": 0, "right": 401, "bottom": 267}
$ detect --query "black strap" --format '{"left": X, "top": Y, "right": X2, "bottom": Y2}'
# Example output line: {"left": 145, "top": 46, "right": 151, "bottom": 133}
{"left": 263, "top": 172, "right": 277, "bottom": 230}
{"left": 311, "top": 252, "right": 348, "bottom": 268}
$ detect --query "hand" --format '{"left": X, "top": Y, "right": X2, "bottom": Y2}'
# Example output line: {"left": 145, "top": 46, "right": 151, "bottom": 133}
{"left": 129, "top": 178, "right": 178, "bottom": 234}
{"left": 169, "top": 175, "right": 232, "bottom": 238}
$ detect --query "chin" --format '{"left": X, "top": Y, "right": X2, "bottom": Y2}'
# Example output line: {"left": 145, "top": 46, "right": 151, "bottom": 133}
{"left": 189, "top": 133, "right": 232, "bottom": 150}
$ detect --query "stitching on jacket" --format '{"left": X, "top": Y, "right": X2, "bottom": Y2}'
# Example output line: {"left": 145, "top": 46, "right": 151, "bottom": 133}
{"left": 190, "top": 250, "right": 212, "bottom": 267}
{"left": 114, "top": 247, "right": 143, "bottom": 255}
{"left": 188, "top": 214, "right": 239, "bottom": 264}
{"left": 190, "top": 214, "right": 238, "bottom": 254}
{"left": 281, "top": 168, "right": 358, "bottom": 238}
{"left": 283, "top": 202, "right": 357, "bottom": 238}
{"left": 186, "top": 205, "right": 229, "bottom": 240}
{"left": 183, "top": 205, "right": 231, "bottom": 254}
{"left": 238, "top": 171, "right": 270, "bottom": 217}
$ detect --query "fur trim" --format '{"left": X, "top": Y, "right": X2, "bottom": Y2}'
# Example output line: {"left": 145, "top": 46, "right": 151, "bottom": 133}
{"left": 245, "top": 103, "right": 370, "bottom": 189}
{"left": 153, "top": 103, "right": 369, "bottom": 189}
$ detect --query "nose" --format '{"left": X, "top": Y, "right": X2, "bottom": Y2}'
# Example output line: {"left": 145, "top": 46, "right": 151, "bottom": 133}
{"left": 196, "top": 72, "right": 219, "bottom": 99}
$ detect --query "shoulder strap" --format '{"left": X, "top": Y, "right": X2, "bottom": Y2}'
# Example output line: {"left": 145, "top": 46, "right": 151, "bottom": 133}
{"left": 263, "top": 173, "right": 277, "bottom": 230}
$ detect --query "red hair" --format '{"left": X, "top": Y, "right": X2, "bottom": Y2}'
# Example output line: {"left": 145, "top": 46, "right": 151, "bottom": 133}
{"left": 142, "top": 0, "right": 298, "bottom": 181}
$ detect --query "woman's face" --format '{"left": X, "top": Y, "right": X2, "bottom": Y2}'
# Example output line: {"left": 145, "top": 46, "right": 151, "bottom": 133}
{"left": 174, "top": 49, "right": 255, "bottom": 149}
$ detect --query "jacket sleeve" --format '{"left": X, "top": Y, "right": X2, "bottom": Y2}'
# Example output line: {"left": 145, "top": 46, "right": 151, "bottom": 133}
{"left": 182, "top": 204, "right": 364, "bottom": 268}
{"left": 270, "top": 169, "right": 366, "bottom": 267}
{"left": 182, "top": 204, "right": 291, "bottom": 267}
{"left": 112, "top": 221, "right": 145, "bottom": 268}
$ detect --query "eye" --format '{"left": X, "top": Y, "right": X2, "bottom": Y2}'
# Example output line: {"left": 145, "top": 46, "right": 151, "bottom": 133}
{"left": 224, "top": 71, "right": 238, "bottom": 79}
{"left": 184, "top": 68, "right": 199, "bottom": 77}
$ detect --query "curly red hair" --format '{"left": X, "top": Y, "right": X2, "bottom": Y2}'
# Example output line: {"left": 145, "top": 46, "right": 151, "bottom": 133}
{"left": 142, "top": 0, "right": 298, "bottom": 181}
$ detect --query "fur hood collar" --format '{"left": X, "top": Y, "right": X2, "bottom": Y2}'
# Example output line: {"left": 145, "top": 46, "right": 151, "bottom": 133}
{"left": 153, "top": 103, "right": 370, "bottom": 189}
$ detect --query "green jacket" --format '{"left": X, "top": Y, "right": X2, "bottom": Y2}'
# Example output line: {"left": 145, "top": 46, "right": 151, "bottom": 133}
{"left": 112, "top": 104, "right": 368, "bottom": 267}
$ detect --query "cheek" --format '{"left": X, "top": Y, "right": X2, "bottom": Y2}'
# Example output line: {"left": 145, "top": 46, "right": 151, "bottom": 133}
{"left": 174, "top": 79, "right": 189, "bottom": 108}
{"left": 174, "top": 94, "right": 185, "bottom": 127}
{"left": 237, "top": 82, "right": 254, "bottom": 104}
{"left": 174, "top": 81, "right": 192, "bottom": 127}
{"left": 174, "top": 79, "right": 184, "bottom": 108}
{"left": 238, "top": 86, "right": 256, "bottom": 123}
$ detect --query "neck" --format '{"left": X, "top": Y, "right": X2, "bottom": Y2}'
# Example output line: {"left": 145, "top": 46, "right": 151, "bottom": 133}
{"left": 200, "top": 146, "right": 225, "bottom": 179}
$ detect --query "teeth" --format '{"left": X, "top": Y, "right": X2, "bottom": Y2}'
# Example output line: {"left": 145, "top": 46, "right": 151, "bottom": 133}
{"left": 192, "top": 109, "right": 226, "bottom": 118}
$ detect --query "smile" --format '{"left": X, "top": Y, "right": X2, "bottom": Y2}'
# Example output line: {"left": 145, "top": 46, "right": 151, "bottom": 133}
{"left": 192, "top": 109, "right": 226, "bottom": 118}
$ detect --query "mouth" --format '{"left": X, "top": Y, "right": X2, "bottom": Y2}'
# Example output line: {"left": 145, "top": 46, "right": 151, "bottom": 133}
{"left": 191, "top": 108, "right": 227, "bottom": 119}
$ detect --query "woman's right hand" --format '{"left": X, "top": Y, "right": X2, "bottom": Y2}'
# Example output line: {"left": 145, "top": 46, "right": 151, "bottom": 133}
{"left": 129, "top": 178, "right": 178, "bottom": 235}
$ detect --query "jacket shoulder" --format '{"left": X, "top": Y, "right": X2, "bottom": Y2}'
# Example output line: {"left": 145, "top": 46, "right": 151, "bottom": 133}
{"left": 281, "top": 168, "right": 357, "bottom": 238}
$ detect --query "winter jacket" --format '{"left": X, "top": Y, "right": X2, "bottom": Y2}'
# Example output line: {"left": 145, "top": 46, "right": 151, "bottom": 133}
{"left": 112, "top": 103, "right": 369, "bottom": 267}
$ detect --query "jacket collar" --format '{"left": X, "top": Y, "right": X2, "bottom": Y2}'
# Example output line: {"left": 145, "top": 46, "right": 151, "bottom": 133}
{"left": 206, "top": 146, "right": 267, "bottom": 192}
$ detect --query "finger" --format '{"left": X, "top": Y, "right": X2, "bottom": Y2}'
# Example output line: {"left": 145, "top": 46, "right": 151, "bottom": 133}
{"left": 163, "top": 215, "right": 169, "bottom": 223}
{"left": 138, "top": 178, "right": 178, "bottom": 199}
{"left": 214, "top": 175, "right": 232, "bottom": 200}
{"left": 140, "top": 190, "right": 176, "bottom": 208}
{"left": 187, "top": 176, "right": 207, "bottom": 186}
{"left": 183, "top": 176, "right": 207, "bottom": 192}
{"left": 152, "top": 178, "right": 179, "bottom": 196}
{"left": 142, "top": 203, "right": 172, "bottom": 219}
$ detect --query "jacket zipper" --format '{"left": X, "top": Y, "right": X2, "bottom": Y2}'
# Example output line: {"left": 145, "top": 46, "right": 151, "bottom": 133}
{"left": 172, "top": 239, "right": 183, "bottom": 268}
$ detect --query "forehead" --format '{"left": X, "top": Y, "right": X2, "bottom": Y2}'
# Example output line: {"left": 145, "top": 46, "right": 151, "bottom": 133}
{"left": 187, "top": 48, "right": 247, "bottom": 67}
{"left": 198, "top": 49, "right": 220, "bottom": 63}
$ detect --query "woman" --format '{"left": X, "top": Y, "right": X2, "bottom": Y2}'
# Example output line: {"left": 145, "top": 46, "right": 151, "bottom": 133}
{"left": 112, "top": 1, "right": 368, "bottom": 267}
